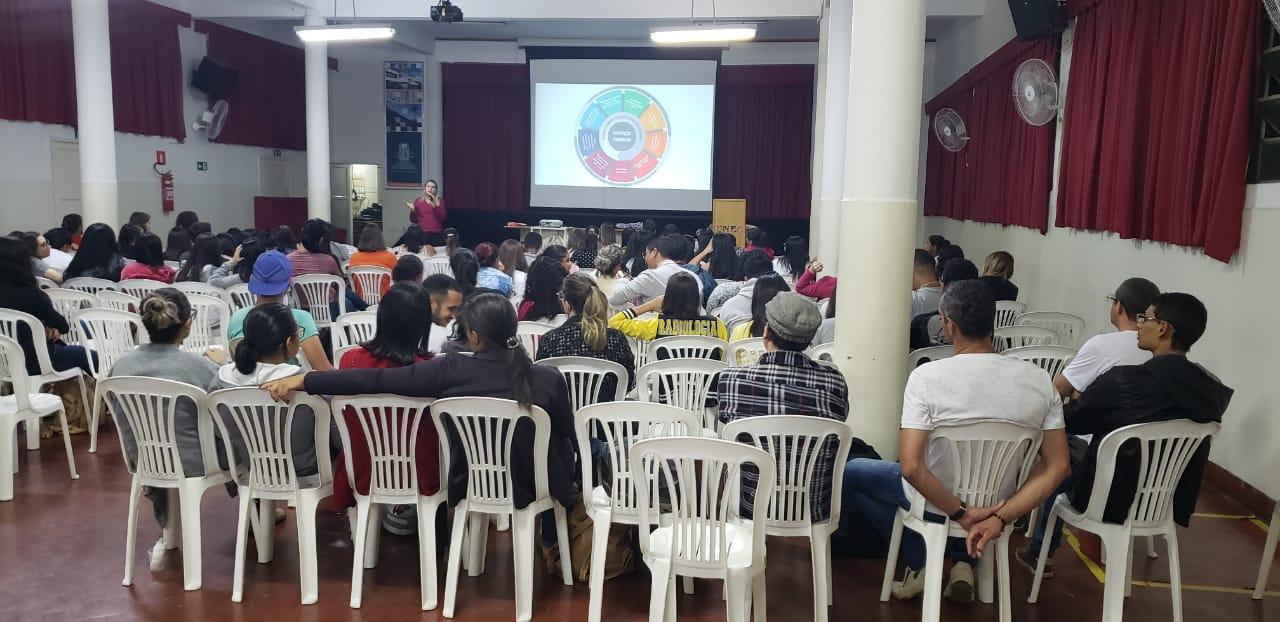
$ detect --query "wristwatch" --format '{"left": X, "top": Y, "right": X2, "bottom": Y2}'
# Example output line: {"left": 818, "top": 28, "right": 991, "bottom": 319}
{"left": 949, "top": 502, "right": 968, "bottom": 522}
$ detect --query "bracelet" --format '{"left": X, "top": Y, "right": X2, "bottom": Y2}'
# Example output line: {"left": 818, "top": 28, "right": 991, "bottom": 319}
{"left": 993, "top": 513, "right": 1009, "bottom": 528}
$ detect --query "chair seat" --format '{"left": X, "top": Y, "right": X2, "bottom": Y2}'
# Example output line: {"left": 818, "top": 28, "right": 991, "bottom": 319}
{"left": 32, "top": 367, "right": 83, "bottom": 387}
{"left": 647, "top": 520, "right": 759, "bottom": 568}
{"left": 0, "top": 393, "right": 63, "bottom": 416}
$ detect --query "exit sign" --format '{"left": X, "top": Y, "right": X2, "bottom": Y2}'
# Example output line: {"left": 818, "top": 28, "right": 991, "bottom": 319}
{"left": 196, "top": 161, "right": 208, "bottom": 171}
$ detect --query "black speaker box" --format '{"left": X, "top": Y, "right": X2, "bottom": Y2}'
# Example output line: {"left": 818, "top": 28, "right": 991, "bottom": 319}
{"left": 191, "top": 56, "right": 238, "bottom": 99}
{"left": 1008, "top": 0, "right": 1067, "bottom": 41}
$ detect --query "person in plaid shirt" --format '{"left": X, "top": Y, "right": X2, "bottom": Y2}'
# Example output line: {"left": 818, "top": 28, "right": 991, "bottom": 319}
{"left": 717, "top": 292, "right": 850, "bottom": 521}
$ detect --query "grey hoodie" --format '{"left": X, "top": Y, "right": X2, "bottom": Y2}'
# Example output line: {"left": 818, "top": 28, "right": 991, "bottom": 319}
{"left": 214, "top": 362, "right": 322, "bottom": 484}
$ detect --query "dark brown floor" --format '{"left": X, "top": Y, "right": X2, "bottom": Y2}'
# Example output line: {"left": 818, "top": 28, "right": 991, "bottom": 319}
{"left": 2, "top": 427, "right": 1277, "bottom": 621}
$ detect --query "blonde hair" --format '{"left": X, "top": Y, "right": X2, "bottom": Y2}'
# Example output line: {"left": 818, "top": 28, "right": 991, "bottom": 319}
{"left": 562, "top": 273, "right": 609, "bottom": 351}
{"left": 982, "top": 251, "right": 1014, "bottom": 279}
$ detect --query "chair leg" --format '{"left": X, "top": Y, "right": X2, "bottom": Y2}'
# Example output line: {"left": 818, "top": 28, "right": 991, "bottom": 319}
{"left": 1125, "top": 542, "right": 1134, "bottom": 598}
{"left": 256, "top": 499, "right": 275, "bottom": 564}
{"left": 349, "top": 500, "right": 371, "bottom": 609}
{"left": 495, "top": 513, "right": 510, "bottom": 532}
{"left": 122, "top": 476, "right": 142, "bottom": 586}
{"left": 177, "top": 480, "right": 205, "bottom": 591}
{"left": 665, "top": 575, "right": 677, "bottom": 622}
{"left": 648, "top": 561, "right": 671, "bottom": 622}
{"left": 751, "top": 571, "right": 767, "bottom": 622}
{"left": 467, "top": 512, "right": 488, "bottom": 577}
{"left": 1165, "top": 529, "right": 1183, "bottom": 622}
{"left": 977, "top": 547, "right": 995, "bottom": 604}
{"left": 1025, "top": 507, "right": 1039, "bottom": 538}
{"left": 88, "top": 390, "right": 103, "bottom": 453}
{"left": 1100, "top": 532, "right": 1131, "bottom": 622}
{"left": 1028, "top": 509, "right": 1059, "bottom": 603}
{"left": 417, "top": 499, "right": 439, "bottom": 611}
{"left": 364, "top": 504, "right": 382, "bottom": 569}
{"left": 725, "top": 571, "right": 748, "bottom": 622}
{"left": 920, "top": 526, "right": 948, "bottom": 622}
{"left": 24, "top": 416, "right": 38, "bottom": 450}
{"left": 554, "top": 503, "right": 573, "bottom": 585}
{"left": 587, "top": 513, "right": 611, "bottom": 622}
{"left": 1146, "top": 535, "right": 1158, "bottom": 559}
{"left": 511, "top": 509, "right": 537, "bottom": 622}
{"left": 810, "top": 528, "right": 829, "bottom": 622}
{"left": 683, "top": 575, "right": 695, "bottom": 595}
{"left": 231, "top": 492, "right": 253, "bottom": 602}
{"left": 55, "top": 407, "right": 77, "bottom": 480}
{"left": 296, "top": 492, "right": 321, "bottom": 605}
{"left": 996, "top": 531, "right": 1013, "bottom": 622}
{"left": 443, "top": 502, "right": 470, "bottom": 618}
{"left": 1256, "top": 506, "right": 1280, "bottom": 600}
{"left": 0, "top": 421, "right": 13, "bottom": 502}
{"left": 879, "top": 511, "right": 905, "bottom": 602}
{"left": 163, "top": 490, "right": 181, "bottom": 550}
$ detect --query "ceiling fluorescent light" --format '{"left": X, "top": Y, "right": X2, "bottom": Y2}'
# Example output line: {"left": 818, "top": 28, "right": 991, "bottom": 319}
{"left": 295, "top": 24, "right": 395, "bottom": 43}
{"left": 650, "top": 24, "right": 756, "bottom": 44}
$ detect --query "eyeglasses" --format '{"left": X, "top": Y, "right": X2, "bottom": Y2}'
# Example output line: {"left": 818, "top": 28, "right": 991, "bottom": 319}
{"left": 1135, "top": 313, "right": 1173, "bottom": 334}
{"left": 1105, "top": 295, "right": 1118, "bottom": 304}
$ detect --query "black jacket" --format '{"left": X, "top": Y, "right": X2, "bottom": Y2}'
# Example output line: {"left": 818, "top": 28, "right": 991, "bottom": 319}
{"left": 1064, "top": 354, "right": 1232, "bottom": 526}
{"left": 304, "top": 347, "right": 578, "bottom": 509}
{"left": 978, "top": 276, "right": 1019, "bottom": 302}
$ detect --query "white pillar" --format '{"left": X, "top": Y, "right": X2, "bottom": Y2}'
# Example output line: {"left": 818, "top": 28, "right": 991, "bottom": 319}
{"left": 303, "top": 10, "right": 331, "bottom": 221}
{"left": 834, "top": 0, "right": 927, "bottom": 460}
{"left": 424, "top": 54, "right": 444, "bottom": 184}
{"left": 70, "top": 0, "right": 118, "bottom": 226}
{"left": 809, "top": 0, "right": 852, "bottom": 271}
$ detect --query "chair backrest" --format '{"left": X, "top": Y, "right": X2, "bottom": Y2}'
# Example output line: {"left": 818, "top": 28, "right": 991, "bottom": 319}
{"left": 994, "top": 300, "right": 1028, "bottom": 329}
{"left": 226, "top": 283, "right": 255, "bottom": 312}
{"left": 575, "top": 402, "right": 701, "bottom": 519}
{"left": 992, "top": 325, "right": 1059, "bottom": 352}
{"left": 721, "top": 415, "right": 853, "bottom": 529}
{"left": 422, "top": 256, "right": 453, "bottom": 277}
{"left": 118, "top": 278, "right": 166, "bottom": 300}
{"left": 183, "top": 293, "right": 231, "bottom": 353}
{"left": 171, "top": 280, "right": 229, "bottom": 303}
{"left": 726, "top": 337, "right": 767, "bottom": 367}
{"left": 636, "top": 358, "right": 727, "bottom": 428}
{"left": 208, "top": 387, "right": 332, "bottom": 496}
{"left": 62, "top": 277, "right": 118, "bottom": 296}
{"left": 1016, "top": 311, "right": 1086, "bottom": 348}
{"left": 910, "top": 422, "right": 1042, "bottom": 518}
{"left": 35, "top": 276, "right": 57, "bottom": 290}
{"left": 723, "top": 317, "right": 751, "bottom": 339}
{"left": 808, "top": 341, "right": 835, "bottom": 362}
{"left": 430, "top": 397, "right": 551, "bottom": 509}
{"left": 332, "top": 311, "right": 378, "bottom": 352}
{"left": 97, "top": 376, "right": 219, "bottom": 482}
{"left": 330, "top": 395, "right": 437, "bottom": 503}
{"left": 164, "top": 260, "right": 181, "bottom": 270}
{"left": 626, "top": 335, "right": 653, "bottom": 370}
{"left": 515, "top": 320, "right": 556, "bottom": 357}
{"left": 74, "top": 308, "right": 146, "bottom": 379}
{"left": 649, "top": 335, "right": 727, "bottom": 361}
{"left": 1003, "top": 345, "right": 1077, "bottom": 379}
{"left": 537, "top": 356, "right": 629, "bottom": 412}
{"left": 631, "top": 437, "right": 775, "bottom": 571}
{"left": 291, "top": 274, "right": 346, "bottom": 326}
{"left": 333, "top": 344, "right": 361, "bottom": 368}
{"left": 0, "top": 308, "right": 57, "bottom": 378}
{"left": 96, "top": 290, "right": 139, "bottom": 312}
{"left": 907, "top": 345, "right": 956, "bottom": 369}
{"left": 0, "top": 335, "right": 35, "bottom": 410}
{"left": 348, "top": 266, "right": 392, "bottom": 306}
{"left": 1083, "top": 420, "right": 1220, "bottom": 526}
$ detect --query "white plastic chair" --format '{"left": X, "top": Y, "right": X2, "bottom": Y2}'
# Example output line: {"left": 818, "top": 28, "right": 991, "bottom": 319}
{"left": 331, "top": 311, "right": 379, "bottom": 353}
{"left": 226, "top": 283, "right": 255, "bottom": 312}
{"left": 99, "top": 376, "right": 229, "bottom": 591}
{"left": 333, "top": 345, "right": 361, "bottom": 369}
{"left": 0, "top": 308, "right": 90, "bottom": 451}
{"left": 164, "top": 260, "right": 181, "bottom": 270}
{"left": 330, "top": 395, "right": 446, "bottom": 609}
{"left": 515, "top": 320, "right": 556, "bottom": 358}
{"left": 631, "top": 437, "right": 775, "bottom": 622}
{"left": 291, "top": 274, "right": 346, "bottom": 329}
{"left": 97, "top": 290, "right": 139, "bottom": 312}
{"left": 627, "top": 335, "right": 653, "bottom": 372}
{"left": 172, "top": 280, "right": 230, "bottom": 304}
{"left": 1029, "top": 420, "right": 1221, "bottom": 621}
{"left": 182, "top": 293, "right": 230, "bottom": 354}
{"left": 536, "top": 356, "right": 629, "bottom": 412}
{"left": 880, "top": 422, "right": 1043, "bottom": 622}
{"left": 0, "top": 335, "right": 78, "bottom": 501}
{"left": 808, "top": 341, "right": 835, "bottom": 362}
{"left": 208, "top": 388, "right": 333, "bottom": 604}
{"left": 721, "top": 416, "right": 853, "bottom": 622}
{"left": 637, "top": 359, "right": 728, "bottom": 430}
{"left": 349, "top": 266, "right": 392, "bottom": 307}
{"left": 908, "top": 345, "right": 956, "bottom": 369}
{"left": 1016, "top": 311, "right": 1087, "bottom": 348}
{"left": 423, "top": 256, "right": 453, "bottom": 277}
{"left": 76, "top": 308, "right": 147, "bottom": 453}
{"left": 1003, "top": 345, "right": 1077, "bottom": 379}
{"left": 36, "top": 276, "right": 57, "bottom": 290}
{"left": 1255, "top": 503, "right": 1279, "bottom": 599}
{"left": 45, "top": 289, "right": 98, "bottom": 346}
{"left": 726, "top": 337, "right": 767, "bottom": 367}
{"left": 575, "top": 402, "right": 702, "bottom": 622}
{"left": 431, "top": 397, "right": 573, "bottom": 622}
{"left": 994, "top": 301, "right": 1028, "bottom": 329}
{"left": 992, "top": 325, "right": 1058, "bottom": 353}
{"left": 650, "top": 335, "right": 727, "bottom": 361}
{"left": 118, "top": 278, "right": 166, "bottom": 300}
{"left": 62, "top": 276, "right": 118, "bottom": 296}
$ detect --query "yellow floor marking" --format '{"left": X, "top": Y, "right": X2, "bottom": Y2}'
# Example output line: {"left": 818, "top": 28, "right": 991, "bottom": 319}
{"left": 1187, "top": 512, "right": 1272, "bottom": 534}
{"left": 1130, "top": 580, "right": 1280, "bottom": 598}
{"left": 1063, "top": 527, "right": 1106, "bottom": 584}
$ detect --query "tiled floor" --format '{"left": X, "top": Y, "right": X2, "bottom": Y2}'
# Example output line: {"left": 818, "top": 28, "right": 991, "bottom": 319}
{"left": 1, "top": 427, "right": 1277, "bottom": 621}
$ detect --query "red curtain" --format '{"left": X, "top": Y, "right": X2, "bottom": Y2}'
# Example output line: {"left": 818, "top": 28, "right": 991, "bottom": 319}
{"left": 0, "top": 0, "right": 77, "bottom": 126}
{"left": 924, "top": 37, "right": 1060, "bottom": 232}
{"left": 1054, "top": 0, "right": 1258, "bottom": 262}
{"left": 441, "top": 63, "right": 530, "bottom": 212}
{"left": 712, "top": 65, "right": 814, "bottom": 219}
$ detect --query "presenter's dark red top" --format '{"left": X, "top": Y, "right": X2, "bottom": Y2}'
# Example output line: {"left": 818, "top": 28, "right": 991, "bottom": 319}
{"left": 412, "top": 197, "right": 447, "bottom": 233}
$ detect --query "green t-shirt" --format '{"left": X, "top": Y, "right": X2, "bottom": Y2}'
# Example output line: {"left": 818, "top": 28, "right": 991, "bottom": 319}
{"left": 227, "top": 306, "right": 319, "bottom": 343}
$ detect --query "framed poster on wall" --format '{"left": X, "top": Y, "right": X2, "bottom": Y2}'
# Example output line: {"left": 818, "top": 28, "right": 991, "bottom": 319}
{"left": 385, "top": 61, "right": 424, "bottom": 188}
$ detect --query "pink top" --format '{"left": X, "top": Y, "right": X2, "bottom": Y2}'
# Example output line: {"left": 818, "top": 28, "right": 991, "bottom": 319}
{"left": 120, "top": 262, "right": 176, "bottom": 284}
{"left": 412, "top": 197, "right": 447, "bottom": 233}
{"left": 795, "top": 269, "right": 836, "bottom": 300}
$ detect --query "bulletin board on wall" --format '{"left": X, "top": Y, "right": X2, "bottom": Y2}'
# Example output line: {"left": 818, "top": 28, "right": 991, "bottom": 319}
{"left": 385, "top": 61, "right": 424, "bottom": 188}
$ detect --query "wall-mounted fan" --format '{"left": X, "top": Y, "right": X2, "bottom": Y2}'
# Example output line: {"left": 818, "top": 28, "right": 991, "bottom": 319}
{"left": 933, "top": 108, "right": 969, "bottom": 152}
{"left": 192, "top": 100, "right": 229, "bottom": 140}
{"left": 1012, "top": 58, "right": 1060, "bottom": 126}
{"left": 1266, "top": 0, "right": 1280, "bottom": 31}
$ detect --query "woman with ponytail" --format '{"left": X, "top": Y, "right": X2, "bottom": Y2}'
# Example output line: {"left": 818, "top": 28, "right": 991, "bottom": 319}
{"left": 534, "top": 273, "right": 634, "bottom": 393}
{"left": 261, "top": 292, "right": 579, "bottom": 511}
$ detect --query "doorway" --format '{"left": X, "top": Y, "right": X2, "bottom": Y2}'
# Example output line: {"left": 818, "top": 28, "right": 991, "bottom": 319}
{"left": 50, "top": 140, "right": 81, "bottom": 223}
{"left": 331, "top": 163, "right": 382, "bottom": 241}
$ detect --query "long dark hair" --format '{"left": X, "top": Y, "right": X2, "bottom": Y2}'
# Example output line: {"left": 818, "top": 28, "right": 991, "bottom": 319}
{"left": 61, "top": 214, "right": 83, "bottom": 236}
{"left": 132, "top": 232, "right": 165, "bottom": 268}
{"left": 234, "top": 303, "right": 298, "bottom": 375}
{"left": 118, "top": 224, "right": 142, "bottom": 260}
{"left": 625, "top": 230, "right": 653, "bottom": 278}
{"left": 780, "top": 236, "right": 807, "bottom": 280}
{"left": 361, "top": 282, "right": 431, "bottom": 366}
{"left": 498, "top": 239, "right": 527, "bottom": 277}
{"left": 449, "top": 248, "right": 479, "bottom": 294}
{"left": 65, "top": 223, "right": 121, "bottom": 279}
{"left": 175, "top": 211, "right": 199, "bottom": 233}
{"left": 460, "top": 292, "right": 534, "bottom": 408}
{"left": 164, "top": 226, "right": 192, "bottom": 261}
{"left": 0, "top": 236, "right": 36, "bottom": 288}
{"left": 524, "top": 255, "right": 567, "bottom": 321}
{"left": 273, "top": 226, "right": 297, "bottom": 253}
{"left": 660, "top": 272, "right": 702, "bottom": 320}
{"left": 235, "top": 237, "right": 266, "bottom": 283}
{"left": 444, "top": 228, "right": 461, "bottom": 256}
{"left": 707, "top": 233, "right": 738, "bottom": 280}
{"left": 176, "top": 233, "right": 221, "bottom": 282}
{"left": 749, "top": 274, "right": 791, "bottom": 338}
{"left": 139, "top": 288, "right": 192, "bottom": 344}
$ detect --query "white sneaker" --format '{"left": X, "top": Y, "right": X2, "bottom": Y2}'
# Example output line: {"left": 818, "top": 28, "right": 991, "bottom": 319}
{"left": 148, "top": 538, "right": 168, "bottom": 572}
{"left": 944, "top": 561, "right": 975, "bottom": 603}
{"left": 891, "top": 567, "right": 925, "bottom": 600}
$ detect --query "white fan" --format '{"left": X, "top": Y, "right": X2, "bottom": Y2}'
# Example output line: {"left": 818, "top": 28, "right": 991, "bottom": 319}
{"left": 1012, "top": 58, "right": 1060, "bottom": 126}
{"left": 933, "top": 108, "right": 969, "bottom": 152}
{"left": 192, "top": 99, "right": 229, "bottom": 140}
{"left": 1266, "top": 0, "right": 1280, "bottom": 31}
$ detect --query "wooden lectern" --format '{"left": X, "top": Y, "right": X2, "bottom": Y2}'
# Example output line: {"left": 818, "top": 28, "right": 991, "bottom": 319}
{"left": 711, "top": 198, "right": 746, "bottom": 246}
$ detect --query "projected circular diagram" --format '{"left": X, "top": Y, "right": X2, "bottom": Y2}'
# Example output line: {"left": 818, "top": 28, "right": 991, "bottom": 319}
{"left": 575, "top": 86, "right": 670, "bottom": 186}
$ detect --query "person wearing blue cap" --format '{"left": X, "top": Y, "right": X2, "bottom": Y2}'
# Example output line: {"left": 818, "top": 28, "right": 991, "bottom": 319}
{"left": 225, "top": 250, "right": 333, "bottom": 371}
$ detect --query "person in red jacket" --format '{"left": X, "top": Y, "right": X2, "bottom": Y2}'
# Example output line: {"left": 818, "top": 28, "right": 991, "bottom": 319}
{"left": 796, "top": 258, "right": 837, "bottom": 300}
{"left": 405, "top": 179, "right": 447, "bottom": 241}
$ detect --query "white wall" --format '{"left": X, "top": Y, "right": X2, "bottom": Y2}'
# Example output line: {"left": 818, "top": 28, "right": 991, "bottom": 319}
{"left": 923, "top": 0, "right": 1280, "bottom": 498}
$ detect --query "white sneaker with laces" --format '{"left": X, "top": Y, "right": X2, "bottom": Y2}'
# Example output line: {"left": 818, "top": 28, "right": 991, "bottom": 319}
{"left": 891, "top": 567, "right": 925, "bottom": 600}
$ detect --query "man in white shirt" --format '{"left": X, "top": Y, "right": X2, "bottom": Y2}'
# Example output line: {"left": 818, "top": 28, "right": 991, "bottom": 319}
{"left": 1053, "top": 277, "right": 1161, "bottom": 399}
{"left": 607, "top": 235, "right": 701, "bottom": 307}
{"left": 708, "top": 250, "right": 774, "bottom": 325}
{"left": 841, "top": 280, "right": 1070, "bottom": 603}
{"left": 910, "top": 248, "right": 943, "bottom": 319}
{"left": 43, "top": 228, "right": 74, "bottom": 272}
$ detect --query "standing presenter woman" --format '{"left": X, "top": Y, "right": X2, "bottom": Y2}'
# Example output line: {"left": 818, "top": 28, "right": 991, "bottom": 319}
{"left": 405, "top": 179, "right": 447, "bottom": 245}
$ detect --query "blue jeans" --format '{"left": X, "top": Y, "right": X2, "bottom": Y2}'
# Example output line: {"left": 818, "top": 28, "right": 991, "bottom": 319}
{"left": 841, "top": 458, "right": 974, "bottom": 571}
{"left": 1028, "top": 472, "right": 1074, "bottom": 557}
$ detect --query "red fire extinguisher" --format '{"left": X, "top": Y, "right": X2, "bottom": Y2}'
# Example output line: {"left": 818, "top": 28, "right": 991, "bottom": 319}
{"left": 154, "top": 151, "right": 174, "bottom": 213}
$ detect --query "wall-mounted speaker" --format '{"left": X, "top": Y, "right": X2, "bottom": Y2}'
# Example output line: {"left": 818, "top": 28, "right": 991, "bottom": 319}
{"left": 1008, "top": 0, "right": 1067, "bottom": 41}
{"left": 191, "top": 56, "right": 238, "bottom": 99}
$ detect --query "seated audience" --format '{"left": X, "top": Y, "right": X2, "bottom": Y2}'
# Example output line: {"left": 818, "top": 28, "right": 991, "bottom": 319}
{"left": 443, "top": 228, "right": 462, "bottom": 257}
{"left": 571, "top": 231, "right": 599, "bottom": 271}
{"left": 421, "top": 274, "right": 464, "bottom": 354}
{"left": 609, "top": 271, "right": 727, "bottom": 342}
{"left": 348, "top": 225, "right": 397, "bottom": 299}
{"left": 608, "top": 236, "right": 700, "bottom": 308}
{"left": 796, "top": 258, "right": 837, "bottom": 300}
{"left": 118, "top": 224, "right": 142, "bottom": 260}
{"left": 1053, "top": 278, "right": 1161, "bottom": 400}
{"left": 474, "top": 242, "right": 513, "bottom": 297}
{"left": 909, "top": 258, "right": 979, "bottom": 350}
{"left": 661, "top": 223, "right": 681, "bottom": 237}
{"left": 911, "top": 249, "right": 943, "bottom": 319}
{"left": 1019, "top": 292, "right": 1231, "bottom": 574}
{"left": 43, "top": 228, "right": 75, "bottom": 272}
{"left": 702, "top": 232, "right": 740, "bottom": 281}
{"left": 174, "top": 233, "right": 221, "bottom": 283}
{"left": 624, "top": 229, "right": 654, "bottom": 279}
{"left": 813, "top": 286, "right": 838, "bottom": 345}
{"left": 289, "top": 219, "right": 365, "bottom": 315}
{"left": 775, "top": 235, "right": 808, "bottom": 283}
{"left": 0, "top": 237, "right": 90, "bottom": 376}
{"left": 978, "top": 251, "right": 1019, "bottom": 301}
{"left": 541, "top": 244, "right": 577, "bottom": 274}
{"left": 498, "top": 239, "right": 529, "bottom": 298}
{"left": 670, "top": 235, "right": 716, "bottom": 303}
{"left": 64, "top": 223, "right": 126, "bottom": 281}
{"left": 593, "top": 244, "right": 627, "bottom": 301}
{"left": 519, "top": 255, "right": 568, "bottom": 322}
{"left": 61, "top": 213, "right": 84, "bottom": 248}
{"left": 842, "top": 280, "right": 1070, "bottom": 602}
{"left": 173, "top": 210, "right": 198, "bottom": 236}
{"left": 535, "top": 273, "right": 635, "bottom": 394}
{"left": 273, "top": 225, "right": 298, "bottom": 254}
{"left": 522, "top": 231, "right": 543, "bottom": 265}
{"left": 128, "top": 211, "right": 151, "bottom": 233}
{"left": 209, "top": 237, "right": 265, "bottom": 289}
{"left": 711, "top": 250, "right": 776, "bottom": 328}
{"left": 935, "top": 244, "right": 964, "bottom": 271}
{"left": 120, "top": 233, "right": 176, "bottom": 283}
{"left": 16, "top": 231, "right": 62, "bottom": 284}
{"left": 392, "top": 254, "right": 425, "bottom": 284}
{"left": 188, "top": 221, "right": 213, "bottom": 239}
{"left": 925, "top": 235, "right": 950, "bottom": 258}
{"left": 729, "top": 273, "right": 790, "bottom": 342}
{"left": 226, "top": 251, "right": 333, "bottom": 371}
{"left": 718, "top": 292, "right": 850, "bottom": 519}
{"left": 743, "top": 227, "right": 774, "bottom": 258}
{"left": 449, "top": 248, "right": 480, "bottom": 296}
{"left": 599, "top": 221, "right": 617, "bottom": 246}
{"left": 393, "top": 224, "right": 431, "bottom": 257}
